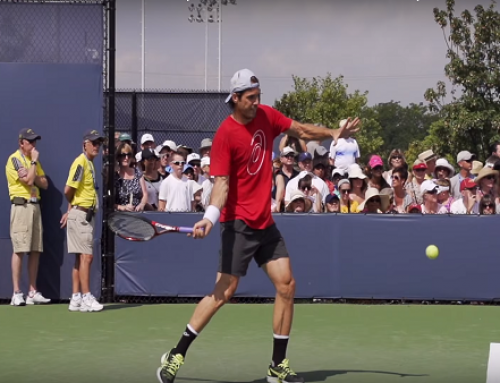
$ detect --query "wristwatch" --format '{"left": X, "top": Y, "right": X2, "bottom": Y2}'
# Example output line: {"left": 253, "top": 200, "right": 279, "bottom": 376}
{"left": 31, "top": 161, "right": 37, "bottom": 165}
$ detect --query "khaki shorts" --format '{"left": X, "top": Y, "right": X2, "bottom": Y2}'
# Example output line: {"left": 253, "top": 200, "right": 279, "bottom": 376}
{"left": 67, "top": 208, "right": 95, "bottom": 255}
{"left": 10, "top": 203, "right": 43, "bottom": 253}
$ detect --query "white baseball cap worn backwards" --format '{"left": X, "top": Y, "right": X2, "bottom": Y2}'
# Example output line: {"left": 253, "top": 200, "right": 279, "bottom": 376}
{"left": 225, "top": 69, "right": 260, "bottom": 103}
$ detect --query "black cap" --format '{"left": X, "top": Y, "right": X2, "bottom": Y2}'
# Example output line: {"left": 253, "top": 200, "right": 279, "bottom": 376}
{"left": 19, "top": 128, "right": 41, "bottom": 141}
{"left": 83, "top": 129, "right": 104, "bottom": 142}
{"left": 141, "top": 148, "right": 159, "bottom": 160}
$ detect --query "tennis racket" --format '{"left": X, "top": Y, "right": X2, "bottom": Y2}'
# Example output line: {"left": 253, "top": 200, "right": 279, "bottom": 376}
{"left": 107, "top": 212, "right": 197, "bottom": 241}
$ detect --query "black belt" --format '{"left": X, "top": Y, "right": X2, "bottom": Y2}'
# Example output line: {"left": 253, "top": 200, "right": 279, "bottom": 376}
{"left": 11, "top": 197, "right": 39, "bottom": 205}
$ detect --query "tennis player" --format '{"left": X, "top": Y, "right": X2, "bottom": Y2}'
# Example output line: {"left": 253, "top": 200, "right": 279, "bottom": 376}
{"left": 157, "top": 69, "right": 360, "bottom": 383}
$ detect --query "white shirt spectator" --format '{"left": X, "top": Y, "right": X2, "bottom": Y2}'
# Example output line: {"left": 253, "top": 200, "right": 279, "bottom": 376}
{"left": 285, "top": 171, "right": 329, "bottom": 204}
{"left": 329, "top": 138, "right": 360, "bottom": 170}
{"left": 450, "top": 198, "right": 479, "bottom": 214}
{"left": 201, "top": 178, "right": 213, "bottom": 208}
{"left": 159, "top": 175, "right": 193, "bottom": 212}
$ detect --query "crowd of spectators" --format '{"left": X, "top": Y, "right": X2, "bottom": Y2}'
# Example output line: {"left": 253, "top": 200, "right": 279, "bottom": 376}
{"left": 109, "top": 122, "right": 500, "bottom": 216}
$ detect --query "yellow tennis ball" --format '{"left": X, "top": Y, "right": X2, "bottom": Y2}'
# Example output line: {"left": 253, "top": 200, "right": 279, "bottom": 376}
{"left": 426, "top": 245, "right": 439, "bottom": 260}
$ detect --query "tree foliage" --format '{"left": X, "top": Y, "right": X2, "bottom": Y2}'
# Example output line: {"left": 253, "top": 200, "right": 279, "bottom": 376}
{"left": 273, "top": 73, "right": 383, "bottom": 164}
{"left": 424, "top": 0, "right": 500, "bottom": 160}
{"left": 370, "top": 101, "right": 439, "bottom": 161}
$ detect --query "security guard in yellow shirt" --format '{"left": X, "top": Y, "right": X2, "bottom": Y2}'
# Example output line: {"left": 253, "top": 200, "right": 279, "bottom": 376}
{"left": 61, "top": 129, "right": 104, "bottom": 313}
{"left": 5, "top": 128, "right": 50, "bottom": 306}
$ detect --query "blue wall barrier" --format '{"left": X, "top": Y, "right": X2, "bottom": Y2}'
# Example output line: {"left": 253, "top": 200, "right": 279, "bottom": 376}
{"left": 115, "top": 213, "right": 500, "bottom": 301}
{"left": 0, "top": 64, "right": 103, "bottom": 300}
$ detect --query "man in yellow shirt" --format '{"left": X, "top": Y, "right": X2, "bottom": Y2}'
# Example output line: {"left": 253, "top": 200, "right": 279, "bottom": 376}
{"left": 61, "top": 129, "right": 104, "bottom": 313}
{"left": 5, "top": 128, "right": 50, "bottom": 306}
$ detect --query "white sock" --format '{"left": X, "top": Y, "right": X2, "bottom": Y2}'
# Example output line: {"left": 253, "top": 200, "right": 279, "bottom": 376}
{"left": 83, "top": 292, "right": 91, "bottom": 299}
{"left": 72, "top": 293, "right": 81, "bottom": 299}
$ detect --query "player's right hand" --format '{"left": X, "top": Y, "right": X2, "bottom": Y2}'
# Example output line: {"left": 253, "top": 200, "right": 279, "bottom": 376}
{"left": 190, "top": 218, "right": 213, "bottom": 239}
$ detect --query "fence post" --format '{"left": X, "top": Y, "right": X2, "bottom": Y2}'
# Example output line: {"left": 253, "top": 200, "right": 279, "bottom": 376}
{"left": 131, "top": 91, "right": 138, "bottom": 146}
{"left": 102, "top": 0, "right": 116, "bottom": 303}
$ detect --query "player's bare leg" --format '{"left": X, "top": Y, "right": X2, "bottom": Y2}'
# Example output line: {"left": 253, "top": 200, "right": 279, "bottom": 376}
{"left": 157, "top": 272, "right": 239, "bottom": 383}
{"left": 263, "top": 257, "right": 304, "bottom": 383}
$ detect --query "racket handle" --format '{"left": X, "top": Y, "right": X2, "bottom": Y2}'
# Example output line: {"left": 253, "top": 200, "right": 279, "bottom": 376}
{"left": 178, "top": 226, "right": 204, "bottom": 233}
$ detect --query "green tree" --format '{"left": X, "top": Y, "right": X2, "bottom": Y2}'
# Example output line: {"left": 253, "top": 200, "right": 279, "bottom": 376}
{"left": 273, "top": 73, "right": 383, "bottom": 164}
{"left": 424, "top": 0, "right": 500, "bottom": 161}
{"left": 370, "top": 101, "right": 439, "bottom": 161}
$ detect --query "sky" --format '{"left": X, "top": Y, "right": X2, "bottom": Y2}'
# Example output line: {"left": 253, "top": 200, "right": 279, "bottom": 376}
{"left": 114, "top": 0, "right": 495, "bottom": 107}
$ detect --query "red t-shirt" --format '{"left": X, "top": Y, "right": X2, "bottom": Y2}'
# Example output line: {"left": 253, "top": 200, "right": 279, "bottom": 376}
{"left": 211, "top": 104, "right": 292, "bottom": 229}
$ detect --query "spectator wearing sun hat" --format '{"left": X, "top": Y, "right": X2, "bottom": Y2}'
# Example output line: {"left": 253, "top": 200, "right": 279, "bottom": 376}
{"left": 347, "top": 164, "right": 368, "bottom": 205}
{"left": 433, "top": 158, "right": 455, "bottom": 180}
{"left": 285, "top": 190, "right": 313, "bottom": 213}
{"left": 474, "top": 166, "right": 499, "bottom": 199}
{"left": 357, "top": 187, "right": 390, "bottom": 214}
{"left": 405, "top": 159, "right": 427, "bottom": 205}
{"left": 418, "top": 149, "right": 438, "bottom": 180}
{"left": 199, "top": 138, "right": 212, "bottom": 158}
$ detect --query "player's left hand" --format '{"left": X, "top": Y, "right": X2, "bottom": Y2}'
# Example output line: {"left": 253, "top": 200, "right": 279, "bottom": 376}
{"left": 189, "top": 218, "right": 212, "bottom": 239}
{"left": 332, "top": 117, "right": 361, "bottom": 145}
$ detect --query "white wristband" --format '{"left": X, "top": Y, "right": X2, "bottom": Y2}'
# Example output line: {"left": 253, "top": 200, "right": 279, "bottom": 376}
{"left": 203, "top": 205, "right": 220, "bottom": 225}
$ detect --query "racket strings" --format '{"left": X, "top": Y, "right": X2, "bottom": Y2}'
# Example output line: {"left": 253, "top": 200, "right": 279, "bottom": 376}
{"left": 108, "top": 215, "right": 155, "bottom": 239}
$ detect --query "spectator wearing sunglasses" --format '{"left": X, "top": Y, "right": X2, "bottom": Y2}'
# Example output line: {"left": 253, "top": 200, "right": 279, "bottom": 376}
{"left": 324, "top": 193, "right": 341, "bottom": 213}
{"left": 297, "top": 175, "right": 323, "bottom": 212}
{"left": 450, "top": 151, "right": 476, "bottom": 199}
{"left": 479, "top": 194, "right": 496, "bottom": 215}
{"left": 114, "top": 143, "right": 148, "bottom": 212}
{"left": 158, "top": 153, "right": 194, "bottom": 212}
{"left": 474, "top": 167, "right": 498, "bottom": 199}
{"left": 450, "top": 178, "right": 479, "bottom": 214}
{"left": 419, "top": 180, "right": 447, "bottom": 214}
{"left": 390, "top": 166, "right": 411, "bottom": 213}
{"left": 383, "top": 149, "right": 407, "bottom": 185}
{"left": 366, "top": 155, "right": 391, "bottom": 191}
{"left": 435, "top": 178, "right": 454, "bottom": 213}
{"left": 337, "top": 179, "right": 358, "bottom": 213}
{"left": 357, "top": 188, "right": 390, "bottom": 214}
{"left": 433, "top": 158, "right": 455, "bottom": 180}
{"left": 273, "top": 146, "right": 299, "bottom": 213}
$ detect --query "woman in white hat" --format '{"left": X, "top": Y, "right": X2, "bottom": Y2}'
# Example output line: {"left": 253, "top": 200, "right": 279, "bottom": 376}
{"left": 357, "top": 188, "right": 390, "bottom": 213}
{"left": 433, "top": 158, "right": 455, "bottom": 180}
{"left": 347, "top": 164, "right": 368, "bottom": 205}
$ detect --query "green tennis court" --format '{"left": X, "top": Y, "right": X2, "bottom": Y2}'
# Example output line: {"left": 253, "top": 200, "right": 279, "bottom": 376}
{"left": 0, "top": 303, "right": 496, "bottom": 383}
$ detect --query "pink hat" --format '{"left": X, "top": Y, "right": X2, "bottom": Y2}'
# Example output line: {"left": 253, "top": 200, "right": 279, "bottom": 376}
{"left": 369, "top": 155, "right": 384, "bottom": 169}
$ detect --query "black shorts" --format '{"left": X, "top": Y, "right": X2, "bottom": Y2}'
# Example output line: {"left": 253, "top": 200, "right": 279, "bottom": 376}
{"left": 218, "top": 219, "right": 289, "bottom": 277}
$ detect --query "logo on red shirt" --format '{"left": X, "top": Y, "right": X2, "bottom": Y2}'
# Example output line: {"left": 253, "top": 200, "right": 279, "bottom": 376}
{"left": 247, "top": 129, "right": 266, "bottom": 176}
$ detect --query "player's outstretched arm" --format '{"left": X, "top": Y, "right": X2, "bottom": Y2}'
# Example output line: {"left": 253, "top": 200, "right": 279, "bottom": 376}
{"left": 286, "top": 118, "right": 361, "bottom": 146}
{"left": 191, "top": 175, "right": 229, "bottom": 239}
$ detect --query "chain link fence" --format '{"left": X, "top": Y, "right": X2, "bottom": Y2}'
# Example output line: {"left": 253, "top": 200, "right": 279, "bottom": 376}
{"left": 106, "top": 90, "right": 230, "bottom": 153}
{"left": 0, "top": 0, "right": 105, "bottom": 64}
